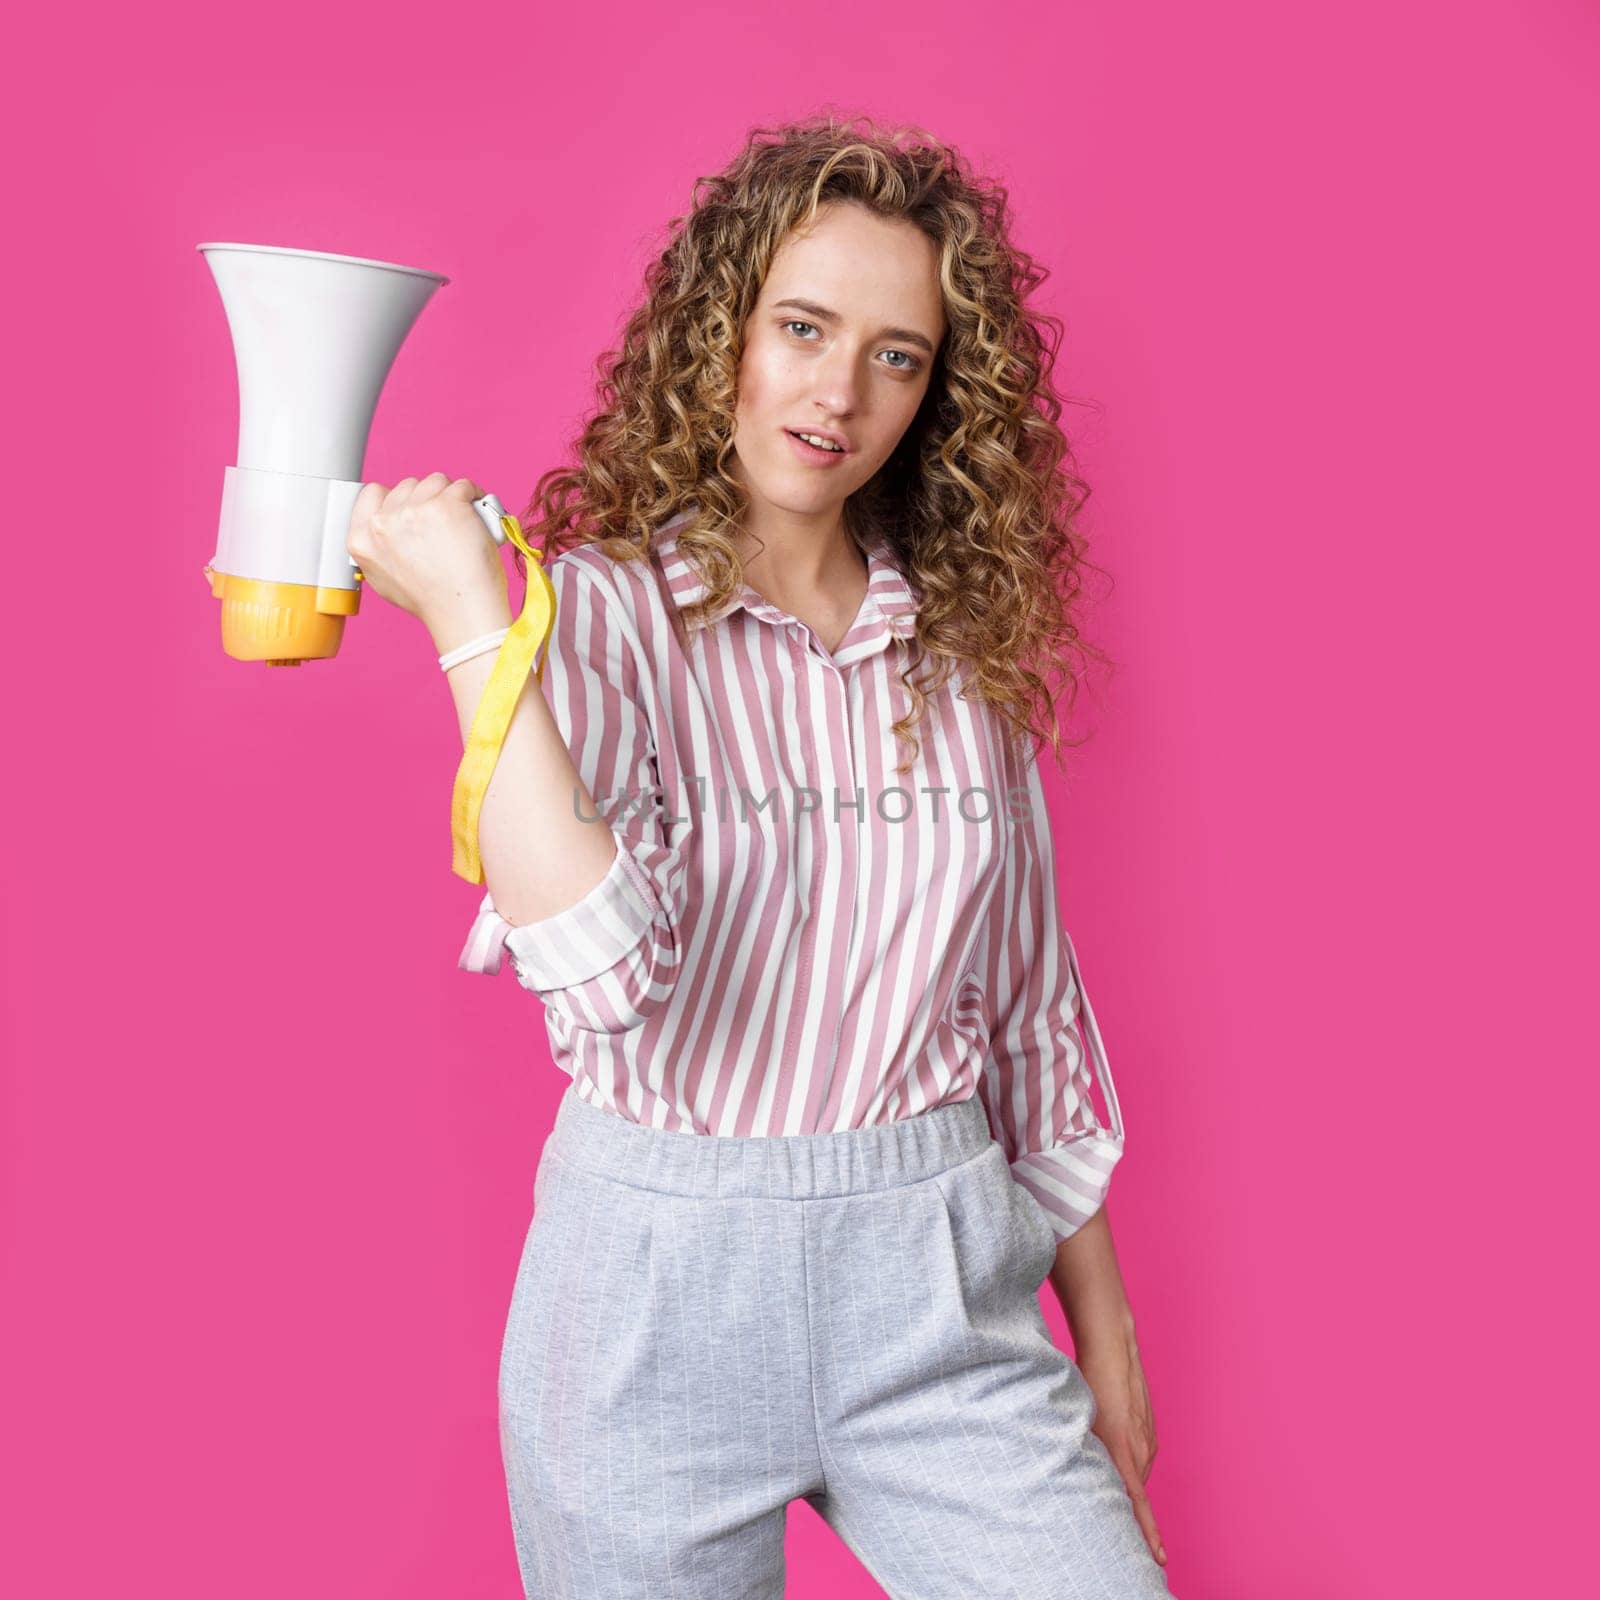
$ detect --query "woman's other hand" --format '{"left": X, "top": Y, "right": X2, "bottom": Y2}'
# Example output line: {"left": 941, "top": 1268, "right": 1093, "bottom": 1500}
{"left": 1076, "top": 1331, "right": 1169, "bottom": 1570}
{"left": 345, "top": 473, "right": 508, "bottom": 642}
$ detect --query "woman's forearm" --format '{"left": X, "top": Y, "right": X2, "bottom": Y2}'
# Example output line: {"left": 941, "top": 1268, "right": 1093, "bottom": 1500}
{"left": 1047, "top": 1201, "right": 1140, "bottom": 1354}
{"left": 430, "top": 589, "right": 624, "bottom": 929}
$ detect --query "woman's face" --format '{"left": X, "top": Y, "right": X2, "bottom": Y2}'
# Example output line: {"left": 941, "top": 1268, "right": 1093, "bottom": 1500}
{"left": 730, "top": 201, "right": 946, "bottom": 526}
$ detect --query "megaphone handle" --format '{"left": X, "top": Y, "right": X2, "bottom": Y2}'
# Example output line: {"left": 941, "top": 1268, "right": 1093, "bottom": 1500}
{"left": 473, "top": 493, "right": 514, "bottom": 545}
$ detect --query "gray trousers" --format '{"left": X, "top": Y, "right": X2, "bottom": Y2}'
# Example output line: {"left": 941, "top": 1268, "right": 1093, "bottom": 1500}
{"left": 499, "top": 1084, "right": 1175, "bottom": 1599}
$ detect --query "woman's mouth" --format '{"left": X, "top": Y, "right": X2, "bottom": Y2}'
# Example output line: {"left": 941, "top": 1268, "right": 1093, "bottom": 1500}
{"left": 784, "top": 428, "right": 850, "bottom": 467}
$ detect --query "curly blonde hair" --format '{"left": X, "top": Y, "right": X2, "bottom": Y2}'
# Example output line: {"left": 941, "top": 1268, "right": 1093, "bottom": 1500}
{"left": 516, "top": 111, "right": 1111, "bottom": 776}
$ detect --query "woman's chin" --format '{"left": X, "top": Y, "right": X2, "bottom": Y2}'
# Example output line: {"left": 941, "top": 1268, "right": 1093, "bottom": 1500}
{"left": 749, "top": 475, "right": 849, "bottom": 518}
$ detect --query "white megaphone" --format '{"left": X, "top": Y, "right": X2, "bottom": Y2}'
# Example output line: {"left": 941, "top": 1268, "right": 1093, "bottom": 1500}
{"left": 196, "top": 241, "right": 523, "bottom": 667}
{"left": 196, "top": 240, "right": 557, "bottom": 887}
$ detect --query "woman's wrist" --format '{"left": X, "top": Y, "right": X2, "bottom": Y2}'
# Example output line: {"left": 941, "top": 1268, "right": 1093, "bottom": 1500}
{"left": 426, "top": 587, "right": 514, "bottom": 658}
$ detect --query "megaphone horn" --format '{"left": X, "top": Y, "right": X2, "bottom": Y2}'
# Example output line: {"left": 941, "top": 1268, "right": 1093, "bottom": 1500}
{"left": 196, "top": 241, "right": 521, "bottom": 666}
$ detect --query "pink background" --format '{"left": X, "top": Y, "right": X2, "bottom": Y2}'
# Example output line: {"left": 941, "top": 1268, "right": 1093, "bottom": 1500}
{"left": 4, "top": 2, "right": 1595, "bottom": 1596}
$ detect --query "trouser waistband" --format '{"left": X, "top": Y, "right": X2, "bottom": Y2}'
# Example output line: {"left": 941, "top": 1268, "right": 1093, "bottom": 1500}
{"left": 545, "top": 1082, "right": 995, "bottom": 1200}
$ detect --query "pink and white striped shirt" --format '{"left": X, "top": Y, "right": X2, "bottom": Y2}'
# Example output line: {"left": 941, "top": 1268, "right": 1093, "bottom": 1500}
{"left": 458, "top": 510, "right": 1126, "bottom": 1243}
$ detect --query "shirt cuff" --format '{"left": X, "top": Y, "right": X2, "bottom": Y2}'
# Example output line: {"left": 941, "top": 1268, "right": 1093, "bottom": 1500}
{"left": 1011, "top": 1132, "right": 1127, "bottom": 1243}
{"left": 457, "top": 833, "right": 661, "bottom": 991}
{"left": 458, "top": 892, "right": 513, "bottom": 975}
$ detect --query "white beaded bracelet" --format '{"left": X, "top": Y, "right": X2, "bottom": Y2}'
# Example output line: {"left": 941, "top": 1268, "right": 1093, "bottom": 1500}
{"left": 438, "top": 626, "right": 511, "bottom": 672}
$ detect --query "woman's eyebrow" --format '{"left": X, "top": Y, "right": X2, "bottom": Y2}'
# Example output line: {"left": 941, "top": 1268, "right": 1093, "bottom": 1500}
{"left": 772, "top": 297, "right": 936, "bottom": 356}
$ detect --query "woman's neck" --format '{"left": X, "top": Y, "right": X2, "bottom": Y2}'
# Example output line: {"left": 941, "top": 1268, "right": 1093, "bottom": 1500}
{"left": 732, "top": 511, "right": 866, "bottom": 611}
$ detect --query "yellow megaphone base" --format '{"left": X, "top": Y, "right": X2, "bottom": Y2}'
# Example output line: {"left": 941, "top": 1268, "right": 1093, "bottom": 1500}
{"left": 204, "top": 564, "right": 362, "bottom": 666}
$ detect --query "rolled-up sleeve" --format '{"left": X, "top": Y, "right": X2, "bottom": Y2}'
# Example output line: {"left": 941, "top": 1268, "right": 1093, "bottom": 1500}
{"left": 973, "top": 747, "right": 1127, "bottom": 1245}
{"left": 457, "top": 554, "right": 685, "bottom": 1034}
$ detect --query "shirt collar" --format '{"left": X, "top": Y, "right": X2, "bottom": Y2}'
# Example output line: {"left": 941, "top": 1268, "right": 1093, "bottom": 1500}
{"left": 652, "top": 507, "right": 920, "bottom": 641}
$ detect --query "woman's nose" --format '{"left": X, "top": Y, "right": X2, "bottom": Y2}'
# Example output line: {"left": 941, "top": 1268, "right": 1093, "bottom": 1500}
{"left": 808, "top": 347, "right": 863, "bottom": 417}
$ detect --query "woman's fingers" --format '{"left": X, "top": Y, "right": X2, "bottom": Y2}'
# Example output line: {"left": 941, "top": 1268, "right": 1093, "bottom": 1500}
{"left": 343, "top": 471, "right": 500, "bottom": 625}
{"left": 409, "top": 471, "right": 453, "bottom": 503}
{"left": 351, "top": 479, "right": 387, "bottom": 516}
{"left": 1107, "top": 1435, "right": 1167, "bottom": 1567}
{"left": 346, "top": 480, "right": 387, "bottom": 564}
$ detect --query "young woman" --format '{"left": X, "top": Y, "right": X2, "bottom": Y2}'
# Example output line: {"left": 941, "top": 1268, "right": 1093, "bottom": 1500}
{"left": 350, "top": 115, "right": 1174, "bottom": 1600}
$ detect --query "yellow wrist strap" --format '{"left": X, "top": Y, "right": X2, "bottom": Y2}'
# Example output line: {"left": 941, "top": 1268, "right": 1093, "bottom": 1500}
{"left": 449, "top": 511, "right": 557, "bottom": 883}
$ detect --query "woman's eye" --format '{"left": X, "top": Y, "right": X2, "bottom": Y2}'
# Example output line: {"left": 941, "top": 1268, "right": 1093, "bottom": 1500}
{"left": 782, "top": 320, "right": 920, "bottom": 374}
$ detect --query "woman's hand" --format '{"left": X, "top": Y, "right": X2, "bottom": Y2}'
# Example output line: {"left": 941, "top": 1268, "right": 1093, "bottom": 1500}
{"left": 1045, "top": 1204, "right": 1167, "bottom": 1569}
{"left": 1076, "top": 1331, "right": 1168, "bottom": 1570}
{"left": 345, "top": 472, "right": 508, "bottom": 641}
